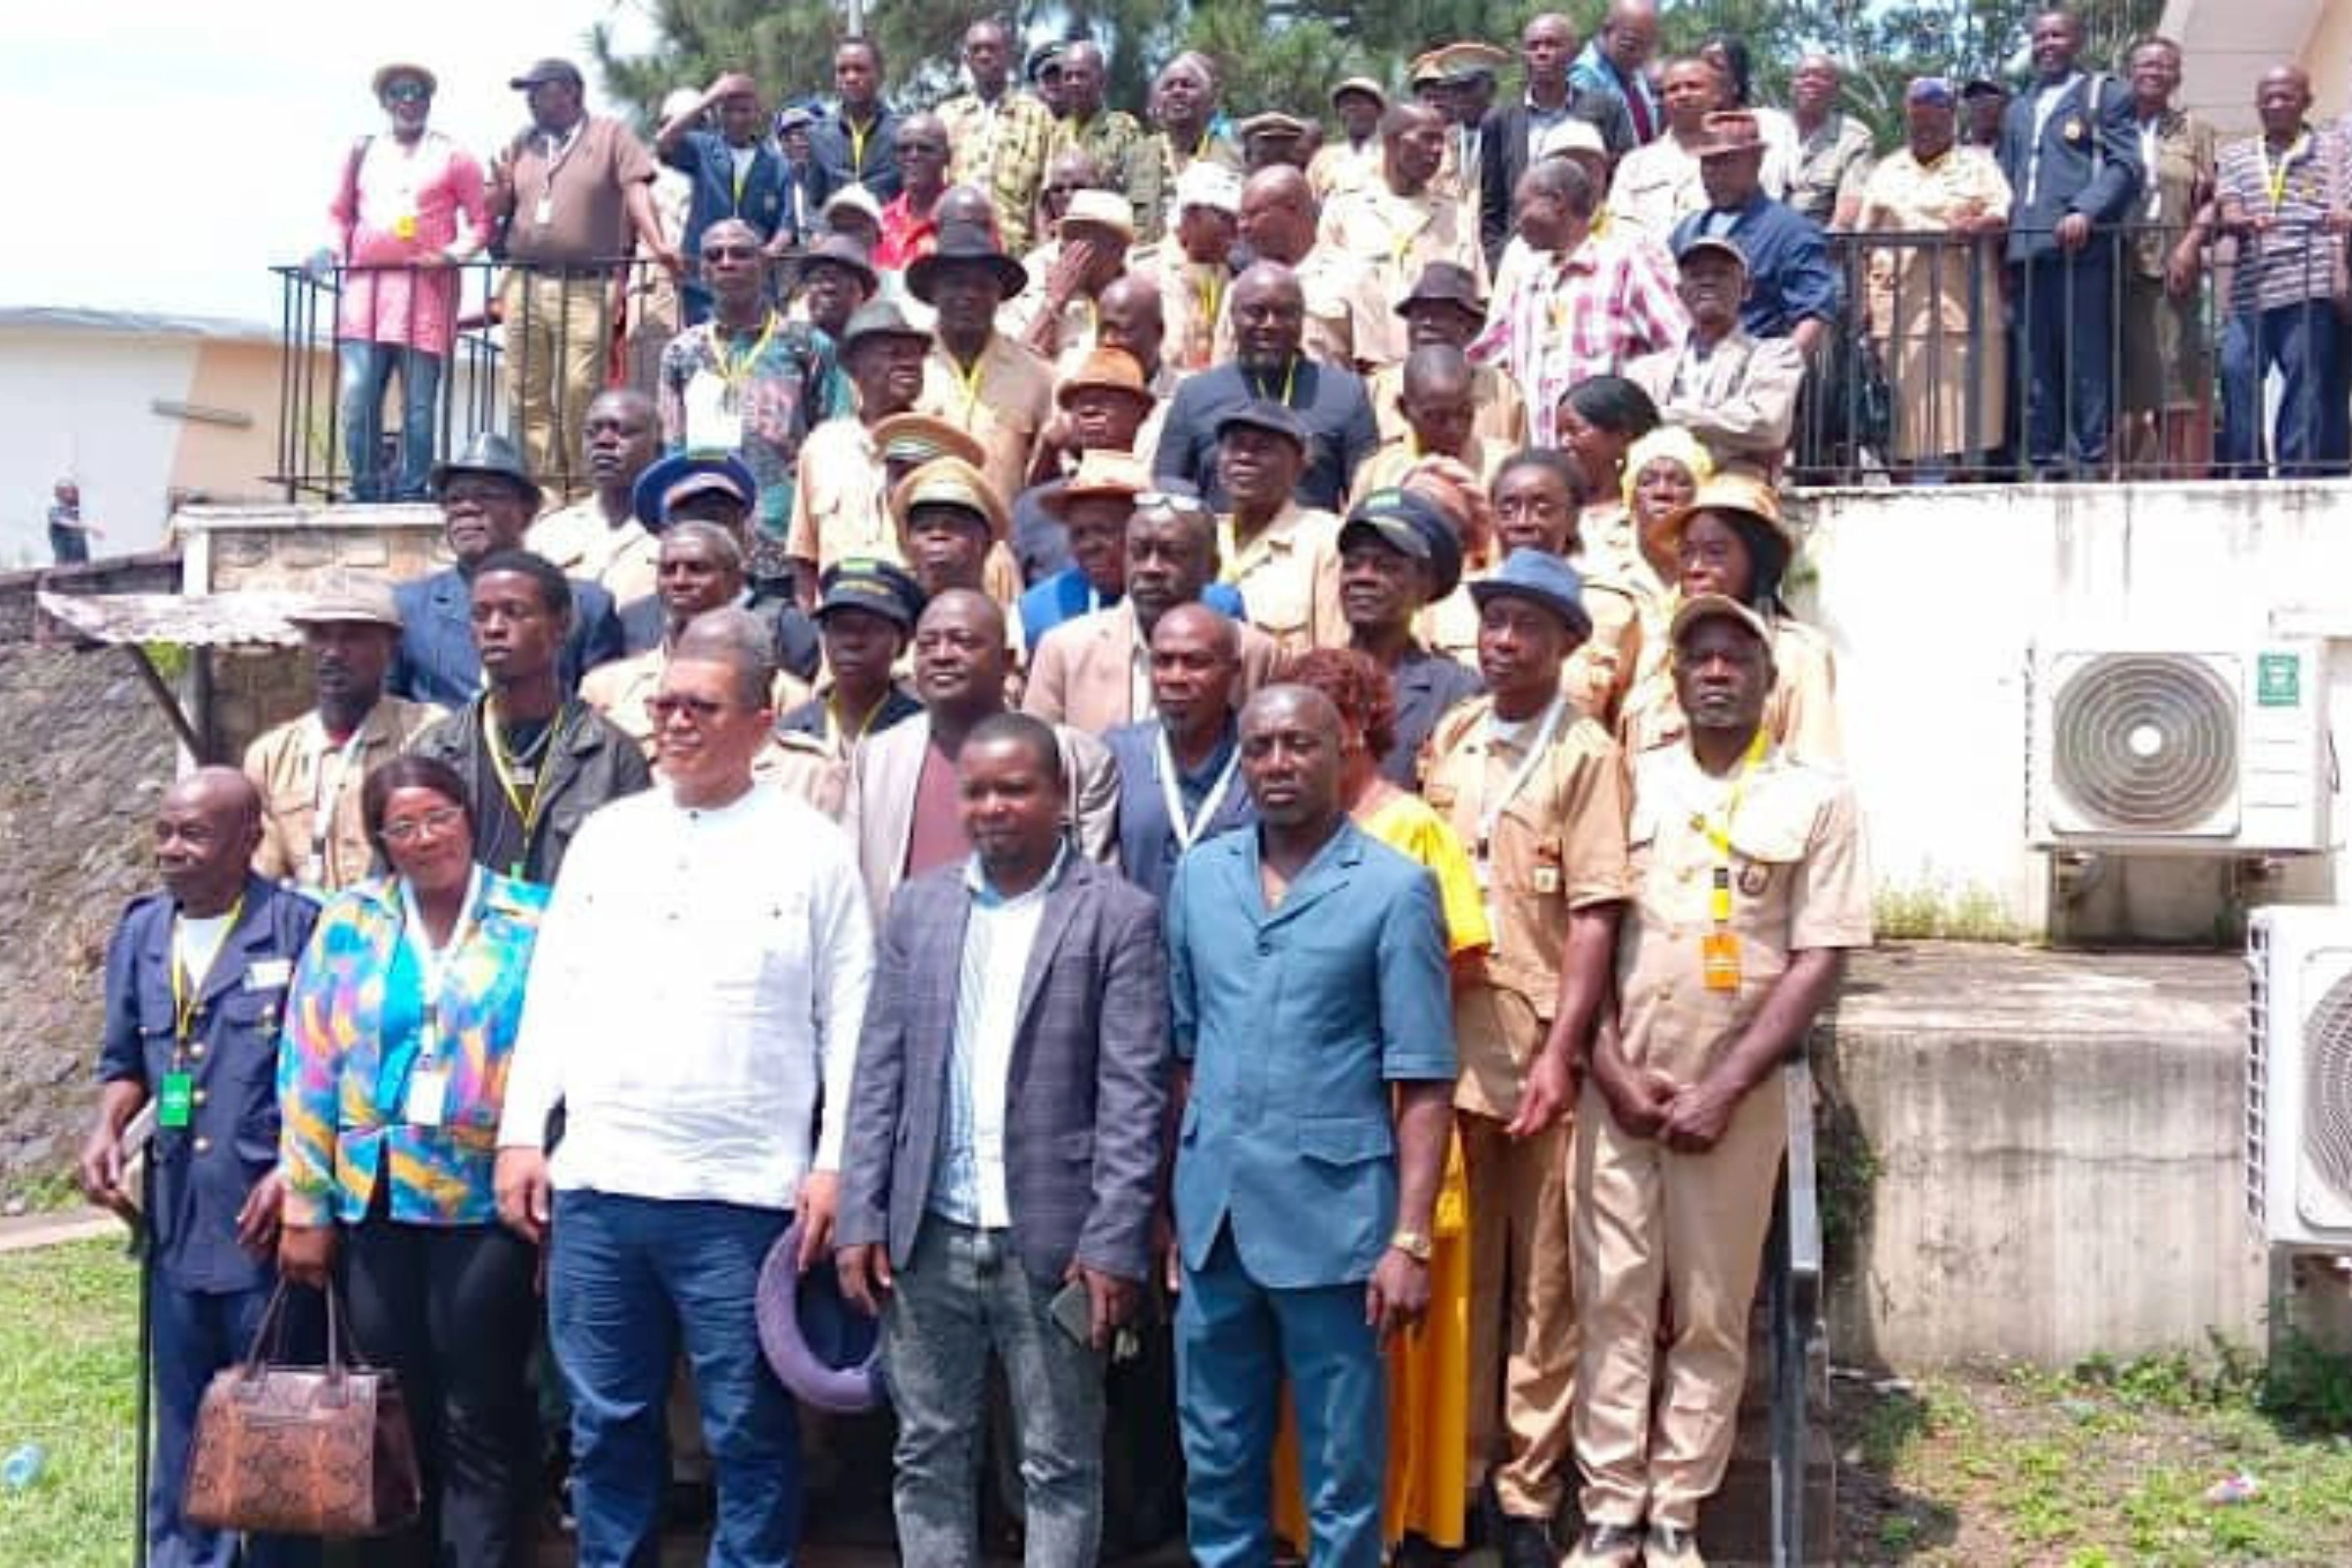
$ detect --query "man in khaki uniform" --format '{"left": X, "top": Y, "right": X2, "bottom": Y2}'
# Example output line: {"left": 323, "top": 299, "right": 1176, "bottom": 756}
{"left": 1318, "top": 101, "right": 1489, "bottom": 371}
{"left": 244, "top": 578, "right": 441, "bottom": 893}
{"left": 1212, "top": 402, "right": 1344, "bottom": 657}
{"left": 910, "top": 221, "right": 1057, "bottom": 515}
{"left": 526, "top": 388, "right": 663, "bottom": 605}
{"left": 1566, "top": 592, "right": 1871, "bottom": 1568}
{"left": 1421, "top": 549, "right": 1630, "bottom": 1568}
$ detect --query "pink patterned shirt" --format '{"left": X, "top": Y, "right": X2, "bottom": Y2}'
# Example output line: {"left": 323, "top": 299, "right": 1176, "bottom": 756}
{"left": 1471, "top": 231, "right": 1690, "bottom": 447}
{"left": 328, "top": 130, "right": 489, "bottom": 356}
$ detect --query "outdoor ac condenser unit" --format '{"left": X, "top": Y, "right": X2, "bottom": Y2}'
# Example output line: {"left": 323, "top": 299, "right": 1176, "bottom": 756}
{"left": 2247, "top": 906, "right": 2352, "bottom": 1250}
{"left": 2027, "top": 641, "right": 2330, "bottom": 853}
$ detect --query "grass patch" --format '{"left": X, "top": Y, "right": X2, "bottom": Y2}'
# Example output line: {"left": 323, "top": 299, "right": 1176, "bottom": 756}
{"left": 0, "top": 1239, "right": 140, "bottom": 1568}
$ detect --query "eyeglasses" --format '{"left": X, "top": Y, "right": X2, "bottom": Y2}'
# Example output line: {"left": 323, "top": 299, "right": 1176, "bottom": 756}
{"left": 703, "top": 244, "right": 763, "bottom": 263}
{"left": 383, "top": 82, "right": 432, "bottom": 105}
{"left": 1136, "top": 490, "right": 1211, "bottom": 515}
{"left": 381, "top": 807, "right": 465, "bottom": 845}
{"left": 646, "top": 694, "right": 732, "bottom": 725}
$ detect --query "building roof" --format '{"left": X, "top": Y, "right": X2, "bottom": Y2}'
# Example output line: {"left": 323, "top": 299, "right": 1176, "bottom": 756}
{"left": 0, "top": 306, "right": 281, "bottom": 348}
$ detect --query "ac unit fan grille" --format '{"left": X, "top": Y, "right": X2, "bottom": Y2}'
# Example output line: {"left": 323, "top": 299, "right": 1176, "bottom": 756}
{"left": 2052, "top": 654, "right": 2238, "bottom": 832}
{"left": 2309, "top": 970, "right": 2352, "bottom": 1211}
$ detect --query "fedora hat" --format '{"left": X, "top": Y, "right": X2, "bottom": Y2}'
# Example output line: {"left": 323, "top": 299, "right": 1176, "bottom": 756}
{"left": 1041, "top": 450, "right": 1152, "bottom": 515}
{"left": 906, "top": 220, "right": 1028, "bottom": 304}
{"left": 288, "top": 573, "right": 403, "bottom": 630}
{"left": 1059, "top": 189, "right": 1137, "bottom": 244}
{"left": 1663, "top": 470, "right": 1793, "bottom": 550}
{"left": 1470, "top": 548, "right": 1592, "bottom": 639}
{"left": 429, "top": 430, "right": 541, "bottom": 506}
{"left": 795, "top": 233, "right": 881, "bottom": 298}
{"left": 1055, "top": 346, "right": 1154, "bottom": 410}
{"left": 1695, "top": 110, "right": 1767, "bottom": 162}
{"left": 371, "top": 63, "right": 437, "bottom": 98}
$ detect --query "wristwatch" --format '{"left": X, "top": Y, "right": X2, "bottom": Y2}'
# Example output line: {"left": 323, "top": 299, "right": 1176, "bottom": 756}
{"left": 1389, "top": 1228, "right": 1434, "bottom": 1263}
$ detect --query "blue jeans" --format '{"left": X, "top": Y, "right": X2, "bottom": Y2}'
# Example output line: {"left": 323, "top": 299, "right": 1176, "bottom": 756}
{"left": 149, "top": 1279, "right": 318, "bottom": 1568}
{"left": 1176, "top": 1228, "right": 1385, "bottom": 1568}
{"left": 882, "top": 1220, "right": 1106, "bottom": 1566}
{"left": 550, "top": 1192, "right": 798, "bottom": 1567}
{"left": 337, "top": 339, "right": 444, "bottom": 502}
{"left": 2220, "top": 302, "right": 2350, "bottom": 478}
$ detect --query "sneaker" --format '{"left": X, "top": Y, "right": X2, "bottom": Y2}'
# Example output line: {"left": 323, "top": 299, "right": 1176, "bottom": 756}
{"left": 1495, "top": 1513, "right": 1555, "bottom": 1568}
{"left": 1644, "top": 1522, "right": 1706, "bottom": 1566}
{"left": 1562, "top": 1521, "right": 1643, "bottom": 1568}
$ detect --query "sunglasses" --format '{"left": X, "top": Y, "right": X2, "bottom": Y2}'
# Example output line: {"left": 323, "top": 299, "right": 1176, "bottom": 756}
{"left": 1136, "top": 489, "right": 1211, "bottom": 515}
{"left": 383, "top": 82, "right": 432, "bottom": 104}
{"left": 703, "top": 244, "right": 764, "bottom": 263}
{"left": 647, "top": 694, "right": 733, "bottom": 725}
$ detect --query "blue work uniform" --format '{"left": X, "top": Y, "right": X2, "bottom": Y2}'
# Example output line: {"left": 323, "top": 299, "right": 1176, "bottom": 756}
{"left": 1165, "top": 820, "right": 1455, "bottom": 1568}
{"left": 98, "top": 873, "right": 319, "bottom": 1568}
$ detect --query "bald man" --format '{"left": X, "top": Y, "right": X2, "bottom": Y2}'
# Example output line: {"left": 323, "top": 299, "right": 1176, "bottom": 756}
{"left": 1349, "top": 342, "right": 1505, "bottom": 503}
{"left": 1573, "top": 0, "right": 1664, "bottom": 144}
{"left": 1050, "top": 42, "right": 1161, "bottom": 244}
{"left": 1223, "top": 166, "right": 1386, "bottom": 368}
{"left": 1102, "top": 604, "right": 1260, "bottom": 905}
{"left": 81, "top": 767, "right": 322, "bottom": 1568}
{"left": 528, "top": 388, "right": 664, "bottom": 604}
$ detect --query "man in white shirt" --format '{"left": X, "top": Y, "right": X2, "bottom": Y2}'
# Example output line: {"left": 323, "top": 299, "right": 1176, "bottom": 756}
{"left": 496, "top": 607, "right": 874, "bottom": 1568}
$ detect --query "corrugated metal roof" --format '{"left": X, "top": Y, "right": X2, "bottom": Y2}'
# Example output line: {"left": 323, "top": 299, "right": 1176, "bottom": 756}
{"left": 0, "top": 306, "right": 281, "bottom": 346}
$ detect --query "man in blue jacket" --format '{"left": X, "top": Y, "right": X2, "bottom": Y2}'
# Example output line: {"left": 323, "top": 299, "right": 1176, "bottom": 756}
{"left": 1997, "top": 8, "right": 2145, "bottom": 478}
{"left": 77, "top": 768, "right": 320, "bottom": 1568}
{"left": 655, "top": 72, "right": 800, "bottom": 324}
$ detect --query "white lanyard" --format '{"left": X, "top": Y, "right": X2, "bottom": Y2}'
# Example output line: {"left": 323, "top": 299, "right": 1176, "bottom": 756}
{"left": 1157, "top": 728, "right": 1241, "bottom": 852}
{"left": 399, "top": 865, "right": 484, "bottom": 1063}
{"left": 1475, "top": 696, "right": 1567, "bottom": 862}
{"left": 306, "top": 717, "right": 372, "bottom": 886}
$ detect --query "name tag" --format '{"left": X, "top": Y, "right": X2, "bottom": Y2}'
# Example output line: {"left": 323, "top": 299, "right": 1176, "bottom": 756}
{"left": 403, "top": 1067, "right": 450, "bottom": 1129}
{"left": 158, "top": 1072, "right": 195, "bottom": 1130}
{"left": 246, "top": 959, "right": 292, "bottom": 991}
{"left": 393, "top": 212, "right": 418, "bottom": 242}
{"left": 684, "top": 370, "right": 744, "bottom": 452}
{"left": 1701, "top": 931, "right": 1742, "bottom": 993}
{"left": 533, "top": 194, "right": 555, "bottom": 227}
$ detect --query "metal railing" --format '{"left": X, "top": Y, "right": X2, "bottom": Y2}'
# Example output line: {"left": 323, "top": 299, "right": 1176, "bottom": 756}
{"left": 1766, "top": 1057, "right": 1826, "bottom": 1566}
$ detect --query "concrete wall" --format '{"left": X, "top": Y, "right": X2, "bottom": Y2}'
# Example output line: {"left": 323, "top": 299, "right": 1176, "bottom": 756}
{"left": 2165, "top": 0, "right": 2336, "bottom": 136}
{"left": 1796, "top": 481, "right": 2352, "bottom": 942}
{"left": 0, "top": 325, "right": 200, "bottom": 567}
{"left": 1821, "top": 944, "right": 2270, "bottom": 1368}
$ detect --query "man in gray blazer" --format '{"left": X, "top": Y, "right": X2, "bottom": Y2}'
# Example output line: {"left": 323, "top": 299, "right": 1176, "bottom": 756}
{"left": 841, "top": 589, "right": 1120, "bottom": 915}
{"left": 836, "top": 711, "right": 1171, "bottom": 1566}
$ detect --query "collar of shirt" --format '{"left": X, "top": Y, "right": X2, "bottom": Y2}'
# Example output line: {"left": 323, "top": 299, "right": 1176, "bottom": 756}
{"left": 1171, "top": 722, "right": 1239, "bottom": 791}
{"left": 963, "top": 841, "right": 1070, "bottom": 907}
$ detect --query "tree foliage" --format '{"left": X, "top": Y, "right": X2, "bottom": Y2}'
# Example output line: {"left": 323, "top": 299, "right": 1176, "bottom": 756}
{"left": 590, "top": 0, "right": 2166, "bottom": 143}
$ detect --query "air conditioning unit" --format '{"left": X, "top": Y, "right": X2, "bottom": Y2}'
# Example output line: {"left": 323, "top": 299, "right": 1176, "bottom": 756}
{"left": 2027, "top": 640, "right": 2330, "bottom": 853}
{"left": 2247, "top": 906, "right": 2352, "bottom": 1250}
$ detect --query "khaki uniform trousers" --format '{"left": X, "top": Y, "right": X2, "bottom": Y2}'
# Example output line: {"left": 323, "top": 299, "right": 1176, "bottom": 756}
{"left": 1459, "top": 1075, "right": 1577, "bottom": 1518}
{"left": 502, "top": 270, "right": 612, "bottom": 493}
{"left": 1570, "top": 1077, "right": 1787, "bottom": 1532}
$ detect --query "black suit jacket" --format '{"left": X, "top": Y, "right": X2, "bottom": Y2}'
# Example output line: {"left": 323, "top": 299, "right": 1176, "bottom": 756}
{"left": 1480, "top": 90, "right": 1641, "bottom": 267}
{"left": 1997, "top": 74, "right": 2143, "bottom": 264}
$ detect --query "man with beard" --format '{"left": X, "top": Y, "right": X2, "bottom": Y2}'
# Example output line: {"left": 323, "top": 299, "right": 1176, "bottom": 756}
{"left": 528, "top": 389, "right": 663, "bottom": 606}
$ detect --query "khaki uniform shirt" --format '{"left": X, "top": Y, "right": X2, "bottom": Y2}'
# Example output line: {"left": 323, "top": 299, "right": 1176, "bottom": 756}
{"left": 1423, "top": 695, "right": 1635, "bottom": 1116}
{"left": 527, "top": 497, "right": 659, "bottom": 606}
{"left": 1369, "top": 362, "right": 1529, "bottom": 452}
{"left": 1162, "top": 258, "right": 1229, "bottom": 374}
{"left": 1618, "top": 615, "right": 1843, "bottom": 769}
{"left": 1048, "top": 111, "right": 1160, "bottom": 249}
{"left": 1787, "top": 112, "right": 1879, "bottom": 227}
{"left": 245, "top": 696, "right": 443, "bottom": 891}
{"left": 1308, "top": 139, "right": 1382, "bottom": 205}
{"left": 753, "top": 730, "right": 851, "bottom": 818}
{"left": 1347, "top": 432, "right": 1506, "bottom": 513}
{"left": 1607, "top": 136, "right": 1708, "bottom": 248}
{"left": 915, "top": 334, "right": 1057, "bottom": 511}
{"left": 1217, "top": 502, "right": 1345, "bottom": 656}
{"left": 1316, "top": 184, "right": 1488, "bottom": 368}
{"left": 1615, "top": 740, "right": 1872, "bottom": 1083}
{"left": 1625, "top": 329, "right": 1809, "bottom": 472}
{"left": 786, "top": 416, "right": 894, "bottom": 569}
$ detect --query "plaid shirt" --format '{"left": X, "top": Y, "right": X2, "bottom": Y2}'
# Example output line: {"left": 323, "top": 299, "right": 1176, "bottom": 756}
{"left": 940, "top": 89, "right": 1056, "bottom": 254}
{"left": 2217, "top": 125, "right": 2352, "bottom": 313}
{"left": 1471, "top": 232, "right": 1690, "bottom": 446}
{"left": 658, "top": 314, "right": 838, "bottom": 536}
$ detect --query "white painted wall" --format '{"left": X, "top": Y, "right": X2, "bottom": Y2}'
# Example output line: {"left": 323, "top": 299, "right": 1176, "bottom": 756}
{"left": 0, "top": 325, "right": 201, "bottom": 567}
{"left": 1798, "top": 481, "right": 2352, "bottom": 939}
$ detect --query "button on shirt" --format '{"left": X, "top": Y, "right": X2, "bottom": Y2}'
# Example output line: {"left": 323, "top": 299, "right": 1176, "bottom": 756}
{"left": 931, "top": 849, "right": 1067, "bottom": 1227}
{"left": 499, "top": 783, "right": 875, "bottom": 1205}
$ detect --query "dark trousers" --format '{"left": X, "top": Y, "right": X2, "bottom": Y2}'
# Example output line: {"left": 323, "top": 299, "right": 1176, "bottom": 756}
{"left": 550, "top": 1191, "right": 800, "bottom": 1568}
{"left": 341, "top": 1212, "right": 540, "bottom": 1568}
{"left": 2219, "top": 302, "right": 2351, "bottom": 478}
{"left": 150, "top": 1279, "right": 319, "bottom": 1568}
{"left": 2013, "top": 252, "right": 2117, "bottom": 476}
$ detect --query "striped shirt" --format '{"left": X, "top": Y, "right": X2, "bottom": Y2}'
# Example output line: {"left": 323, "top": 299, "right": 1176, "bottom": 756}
{"left": 1471, "top": 231, "right": 1690, "bottom": 447}
{"left": 2217, "top": 125, "right": 2352, "bottom": 312}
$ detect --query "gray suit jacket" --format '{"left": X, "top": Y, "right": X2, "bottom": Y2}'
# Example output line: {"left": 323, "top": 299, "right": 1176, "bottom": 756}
{"left": 835, "top": 856, "right": 1171, "bottom": 1283}
{"left": 841, "top": 711, "right": 1121, "bottom": 916}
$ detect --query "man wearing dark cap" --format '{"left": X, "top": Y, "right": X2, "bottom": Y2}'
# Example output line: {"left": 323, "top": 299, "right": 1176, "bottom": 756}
{"left": 390, "top": 432, "right": 626, "bottom": 707}
{"left": 1482, "top": 15, "right": 1640, "bottom": 267}
{"left": 1669, "top": 112, "right": 1841, "bottom": 358}
{"left": 910, "top": 221, "right": 1056, "bottom": 509}
{"left": 1156, "top": 262, "right": 1380, "bottom": 512}
{"left": 1960, "top": 77, "right": 2009, "bottom": 149}
{"left": 940, "top": 19, "right": 1056, "bottom": 254}
{"left": 1029, "top": 43, "right": 1071, "bottom": 122}
{"left": 776, "top": 559, "right": 925, "bottom": 759}
{"left": 323, "top": 61, "right": 487, "bottom": 503}
{"left": 1208, "top": 398, "right": 1346, "bottom": 657}
{"left": 1368, "top": 263, "right": 1529, "bottom": 451}
{"left": 1337, "top": 489, "right": 1483, "bottom": 784}
{"left": 808, "top": 36, "right": 903, "bottom": 204}
{"left": 1421, "top": 549, "right": 1630, "bottom": 1568}
{"left": 793, "top": 301, "right": 934, "bottom": 591}
{"left": 488, "top": 58, "right": 674, "bottom": 490}
{"left": 528, "top": 388, "right": 664, "bottom": 606}
{"left": 655, "top": 71, "right": 799, "bottom": 324}
{"left": 1627, "top": 234, "right": 1807, "bottom": 471}
{"left": 245, "top": 577, "right": 442, "bottom": 895}
{"left": 1567, "top": 593, "right": 1869, "bottom": 1568}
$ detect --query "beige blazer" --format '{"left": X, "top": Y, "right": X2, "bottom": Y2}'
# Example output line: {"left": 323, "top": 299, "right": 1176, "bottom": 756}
{"left": 841, "top": 710, "right": 1121, "bottom": 915}
{"left": 1021, "top": 600, "right": 1283, "bottom": 735}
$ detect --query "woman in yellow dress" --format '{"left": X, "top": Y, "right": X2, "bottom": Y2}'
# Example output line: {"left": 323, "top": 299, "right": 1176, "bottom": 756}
{"left": 1272, "top": 647, "right": 1489, "bottom": 1562}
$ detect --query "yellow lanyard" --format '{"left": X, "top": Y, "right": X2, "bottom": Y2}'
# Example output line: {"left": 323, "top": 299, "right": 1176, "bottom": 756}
{"left": 953, "top": 351, "right": 988, "bottom": 416}
{"left": 848, "top": 118, "right": 871, "bottom": 178}
{"left": 1250, "top": 357, "right": 1298, "bottom": 408}
{"left": 827, "top": 692, "right": 891, "bottom": 752}
{"left": 711, "top": 311, "right": 780, "bottom": 387}
{"left": 484, "top": 700, "right": 566, "bottom": 843}
{"left": 1197, "top": 271, "right": 1223, "bottom": 333}
{"left": 170, "top": 895, "right": 245, "bottom": 1054}
{"left": 1692, "top": 727, "right": 1770, "bottom": 923}
{"left": 2262, "top": 131, "right": 2311, "bottom": 212}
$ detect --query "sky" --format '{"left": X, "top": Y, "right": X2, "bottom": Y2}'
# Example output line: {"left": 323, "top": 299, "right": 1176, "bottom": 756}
{"left": 0, "top": 1, "right": 662, "bottom": 325}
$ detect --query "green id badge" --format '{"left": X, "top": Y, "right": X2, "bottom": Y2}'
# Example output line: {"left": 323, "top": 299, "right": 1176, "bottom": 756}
{"left": 158, "top": 1072, "right": 194, "bottom": 1129}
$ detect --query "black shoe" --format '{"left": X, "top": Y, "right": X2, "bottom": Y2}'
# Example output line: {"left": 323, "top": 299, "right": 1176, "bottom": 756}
{"left": 1563, "top": 1521, "right": 1644, "bottom": 1568}
{"left": 1496, "top": 1513, "right": 1555, "bottom": 1568}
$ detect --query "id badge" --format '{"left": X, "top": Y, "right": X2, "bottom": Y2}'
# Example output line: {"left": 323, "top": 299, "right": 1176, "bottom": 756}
{"left": 532, "top": 194, "right": 555, "bottom": 227}
{"left": 1532, "top": 864, "right": 1561, "bottom": 896}
{"left": 393, "top": 212, "right": 418, "bottom": 242}
{"left": 158, "top": 1072, "right": 195, "bottom": 1130}
{"left": 684, "top": 371, "right": 745, "bottom": 451}
{"left": 403, "top": 1067, "right": 450, "bottom": 1129}
{"left": 1701, "top": 931, "right": 1742, "bottom": 993}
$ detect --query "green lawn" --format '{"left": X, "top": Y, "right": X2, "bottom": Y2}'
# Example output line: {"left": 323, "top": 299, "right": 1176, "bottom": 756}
{"left": 0, "top": 1240, "right": 140, "bottom": 1568}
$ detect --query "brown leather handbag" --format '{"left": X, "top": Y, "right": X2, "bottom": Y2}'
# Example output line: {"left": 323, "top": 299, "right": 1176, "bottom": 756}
{"left": 181, "top": 1281, "right": 422, "bottom": 1538}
